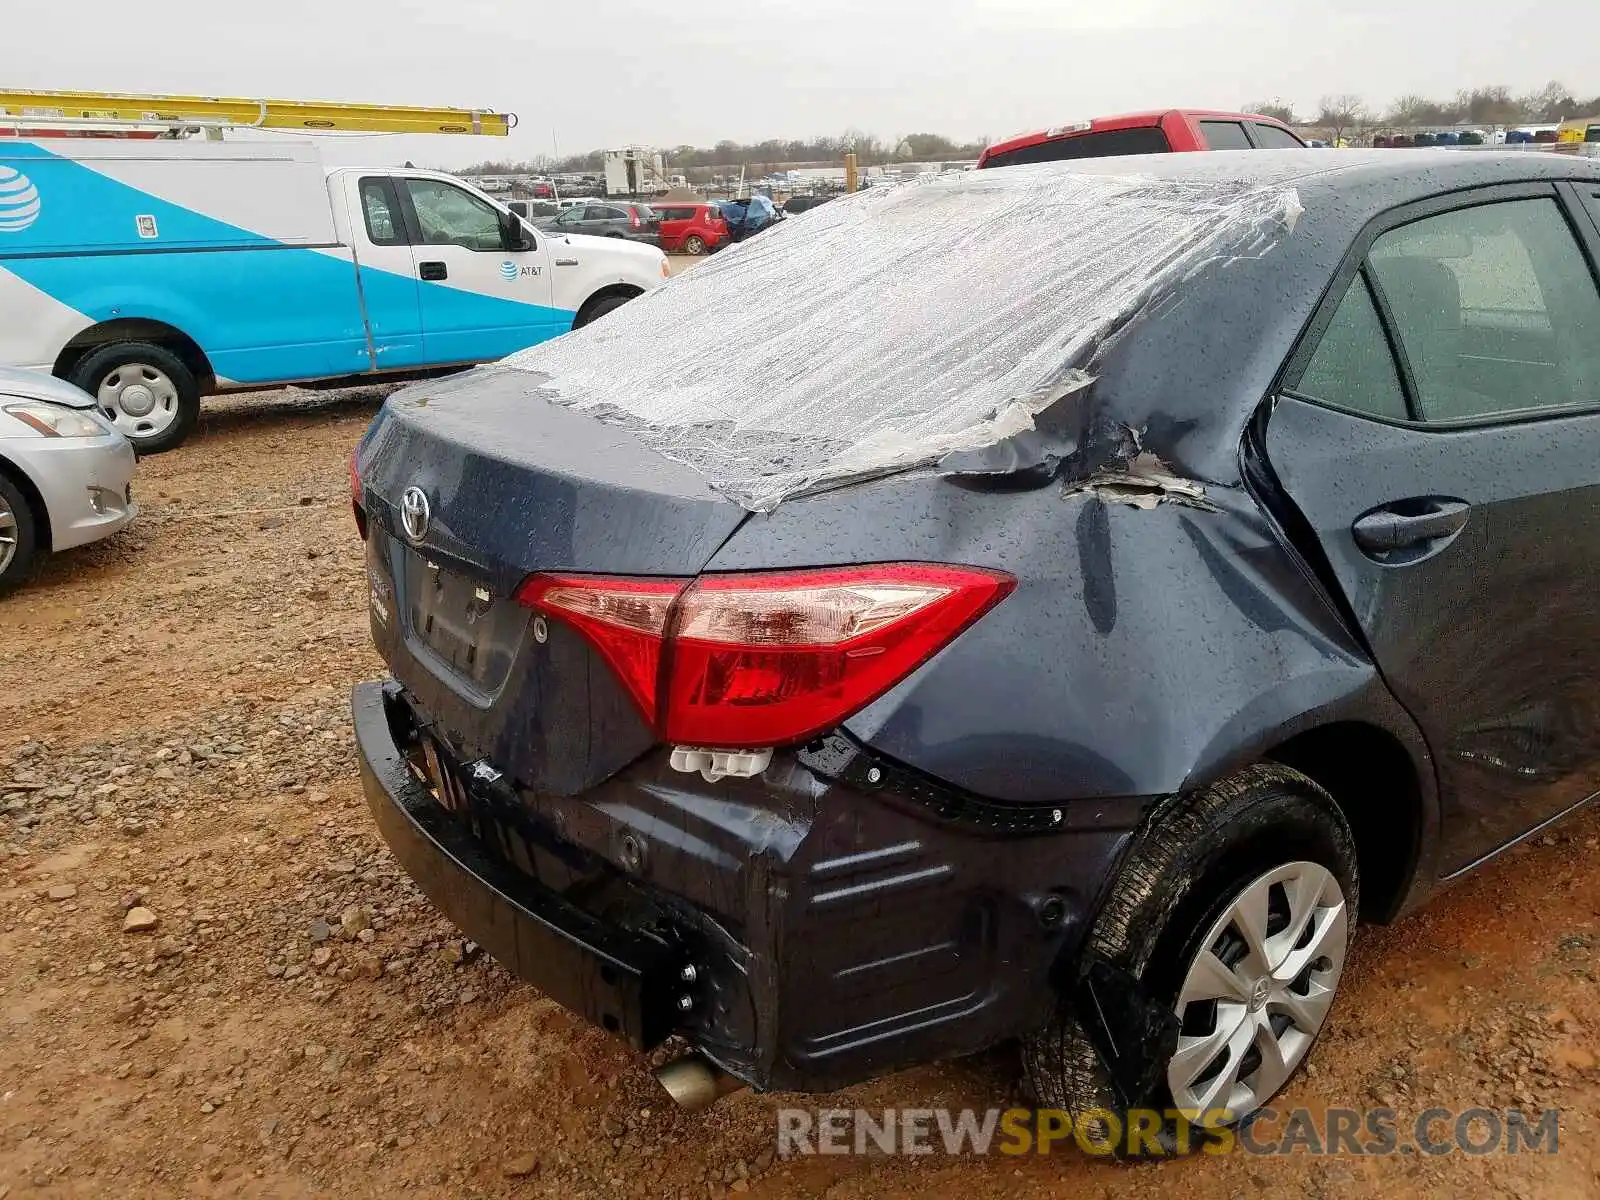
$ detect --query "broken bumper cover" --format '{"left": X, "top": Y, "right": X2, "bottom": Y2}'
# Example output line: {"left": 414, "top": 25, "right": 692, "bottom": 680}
{"left": 354, "top": 679, "right": 1150, "bottom": 1093}
{"left": 353, "top": 680, "right": 688, "bottom": 1049}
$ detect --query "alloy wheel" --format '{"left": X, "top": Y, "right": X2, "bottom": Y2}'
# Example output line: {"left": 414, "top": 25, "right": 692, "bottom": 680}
{"left": 1167, "top": 860, "right": 1349, "bottom": 1124}
{"left": 0, "top": 493, "right": 17, "bottom": 576}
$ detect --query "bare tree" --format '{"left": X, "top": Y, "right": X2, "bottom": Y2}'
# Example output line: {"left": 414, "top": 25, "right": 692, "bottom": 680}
{"left": 1517, "top": 80, "right": 1576, "bottom": 122}
{"left": 1316, "top": 94, "right": 1368, "bottom": 143}
{"left": 1454, "top": 86, "right": 1519, "bottom": 126}
{"left": 1245, "top": 100, "right": 1297, "bottom": 125}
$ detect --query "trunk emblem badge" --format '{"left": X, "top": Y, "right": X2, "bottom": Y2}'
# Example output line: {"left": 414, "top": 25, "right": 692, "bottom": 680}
{"left": 399, "top": 487, "right": 431, "bottom": 543}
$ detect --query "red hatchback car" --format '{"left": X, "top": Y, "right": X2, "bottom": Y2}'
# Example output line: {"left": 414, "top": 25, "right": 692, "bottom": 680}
{"left": 655, "top": 202, "right": 730, "bottom": 255}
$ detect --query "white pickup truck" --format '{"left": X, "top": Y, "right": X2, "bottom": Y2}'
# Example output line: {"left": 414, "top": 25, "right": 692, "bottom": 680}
{"left": 0, "top": 138, "right": 668, "bottom": 451}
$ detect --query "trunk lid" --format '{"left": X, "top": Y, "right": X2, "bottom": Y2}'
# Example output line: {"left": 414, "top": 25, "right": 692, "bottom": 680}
{"left": 358, "top": 366, "right": 746, "bottom": 793}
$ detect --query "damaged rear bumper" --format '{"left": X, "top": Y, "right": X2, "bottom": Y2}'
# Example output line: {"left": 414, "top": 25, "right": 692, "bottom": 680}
{"left": 354, "top": 679, "right": 1150, "bottom": 1093}
{"left": 354, "top": 680, "right": 689, "bottom": 1048}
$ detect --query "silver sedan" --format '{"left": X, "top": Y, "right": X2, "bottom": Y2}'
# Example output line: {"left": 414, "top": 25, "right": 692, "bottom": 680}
{"left": 0, "top": 367, "right": 138, "bottom": 593}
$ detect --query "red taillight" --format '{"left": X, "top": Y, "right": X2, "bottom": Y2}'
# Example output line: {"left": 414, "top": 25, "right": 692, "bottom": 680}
{"left": 349, "top": 446, "right": 368, "bottom": 541}
{"left": 519, "top": 575, "right": 683, "bottom": 725}
{"left": 630, "top": 210, "right": 641, "bottom": 228}
{"left": 516, "top": 564, "right": 1014, "bottom": 748}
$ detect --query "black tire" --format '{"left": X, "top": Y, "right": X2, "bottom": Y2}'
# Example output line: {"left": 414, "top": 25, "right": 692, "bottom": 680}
{"left": 67, "top": 341, "right": 201, "bottom": 455}
{"left": 1023, "top": 763, "right": 1359, "bottom": 1157}
{"left": 0, "top": 472, "right": 39, "bottom": 595}
{"left": 573, "top": 293, "right": 634, "bottom": 330}
{"left": 682, "top": 234, "right": 707, "bottom": 256}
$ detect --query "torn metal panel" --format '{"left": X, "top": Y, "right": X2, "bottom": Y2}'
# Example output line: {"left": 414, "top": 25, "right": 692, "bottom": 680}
{"left": 501, "top": 167, "right": 1303, "bottom": 511}
{"left": 1061, "top": 452, "right": 1219, "bottom": 511}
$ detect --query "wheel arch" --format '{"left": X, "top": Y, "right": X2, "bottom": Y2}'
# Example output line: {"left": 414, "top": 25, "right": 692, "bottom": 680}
{"left": 52, "top": 319, "right": 217, "bottom": 394}
{"left": 0, "top": 453, "right": 51, "bottom": 553}
{"left": 572, "top": 284, "right": 645, "bottom": 330}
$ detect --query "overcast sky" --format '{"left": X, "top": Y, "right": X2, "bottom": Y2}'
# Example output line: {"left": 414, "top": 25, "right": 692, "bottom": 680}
{"left": 10, "top": 1, "right": 1593, "bottom": 168}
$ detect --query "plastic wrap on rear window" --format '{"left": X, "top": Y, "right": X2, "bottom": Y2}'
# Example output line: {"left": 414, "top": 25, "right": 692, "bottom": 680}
{"left": 503, "top": 165, "right": 1303, "bottom": 511}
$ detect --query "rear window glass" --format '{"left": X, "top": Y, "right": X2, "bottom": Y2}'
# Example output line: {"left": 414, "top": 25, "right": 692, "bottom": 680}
{"left": 980, "top": 126, "right": 1171, "bottom": 167}
{"left": 1200, "top": 121, "right": 1252, "bottom": 150}
{"left": 504, "top": 168, "right": 1301, "bottom": 511}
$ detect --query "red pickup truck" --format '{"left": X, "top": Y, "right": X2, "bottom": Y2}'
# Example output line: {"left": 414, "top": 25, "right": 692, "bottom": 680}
{"left": 977, "top": 109, "right": 1306, "bottom": 168}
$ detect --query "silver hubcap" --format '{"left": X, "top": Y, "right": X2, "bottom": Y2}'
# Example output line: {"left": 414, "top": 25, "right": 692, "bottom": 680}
{"left": 1167, "top": 861, "right": 1349, "bottom": 1125}
{"left": 98, "top": 363, "right": 179, "bottom": 439}
{"left": 0, "top": 494, "right": 16, "bottom": 576}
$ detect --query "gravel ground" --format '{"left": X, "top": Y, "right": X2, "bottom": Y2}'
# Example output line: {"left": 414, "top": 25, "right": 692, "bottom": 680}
{"left": 1, "top": 384, "right": 1598, "bottom": 1198}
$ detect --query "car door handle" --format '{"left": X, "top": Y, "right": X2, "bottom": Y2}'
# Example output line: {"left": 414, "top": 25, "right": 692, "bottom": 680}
{"left": 1352, "top": 498, "right": 1471, "bottom": 555}
{"left": 554, "top": 258, "right": 579, "bottom": 267}
{"left": 419, "top": 261, "right": 448, "bottom": 281}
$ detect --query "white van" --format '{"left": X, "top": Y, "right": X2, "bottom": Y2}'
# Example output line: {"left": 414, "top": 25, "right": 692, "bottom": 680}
{"left": 0, "top": 139, "right": 667, "bottom": 452}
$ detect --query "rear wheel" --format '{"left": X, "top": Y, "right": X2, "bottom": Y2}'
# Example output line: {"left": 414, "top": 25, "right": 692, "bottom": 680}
{"left": 68, "top": 341, "right": 200, "bottom": 454}
{"left": 0, "top": 473, "right": 39, "bottom": 594}
{"left": 1023, "top": 764, "right": 1358, "bottom": 1156}
{"left": 682, "top": 234, "right": 707, "bottom": 256}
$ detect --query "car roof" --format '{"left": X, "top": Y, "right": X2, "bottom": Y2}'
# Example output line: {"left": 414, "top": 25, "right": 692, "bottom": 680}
{"left": 983, "top": 108, "right": 1293, "bottom": 160}
{"left": 1063, "top": 149, "right": 1600, "bottom": 484}
{"left": 508, "top": 150, "right": 1600, "bottom": 505}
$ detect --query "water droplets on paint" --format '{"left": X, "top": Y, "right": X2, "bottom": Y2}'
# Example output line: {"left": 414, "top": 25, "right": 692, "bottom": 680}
{"left": 0, "top": 166, "right": 41, "bottom": 233}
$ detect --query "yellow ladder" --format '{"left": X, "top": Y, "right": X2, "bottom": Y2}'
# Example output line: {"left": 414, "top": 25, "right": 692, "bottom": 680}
{"left": 0, "top": 88, "right": 513, "bottom": 136}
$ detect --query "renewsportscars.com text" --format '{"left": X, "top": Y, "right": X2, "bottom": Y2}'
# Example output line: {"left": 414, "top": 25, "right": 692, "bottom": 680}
{"left": 776, "top": 1106, "right": 1560, "bottom": 1158}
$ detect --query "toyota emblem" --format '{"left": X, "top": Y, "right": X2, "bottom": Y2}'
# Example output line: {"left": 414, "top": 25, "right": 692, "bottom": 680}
{"left": 399, "top": 486, "right": 431, "bottom": 544}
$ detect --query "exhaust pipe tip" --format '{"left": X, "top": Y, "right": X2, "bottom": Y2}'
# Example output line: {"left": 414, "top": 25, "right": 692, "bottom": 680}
{"left": 655, "top": 1054, "right": 742, "bottom": 1111}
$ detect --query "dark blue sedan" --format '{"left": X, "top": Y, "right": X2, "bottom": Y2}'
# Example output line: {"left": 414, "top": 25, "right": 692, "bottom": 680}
{"left": 349, "top": 149, "right": 1600, "bottom": 1154}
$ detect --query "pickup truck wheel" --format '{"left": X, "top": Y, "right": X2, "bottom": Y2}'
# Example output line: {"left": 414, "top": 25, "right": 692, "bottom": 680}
{"left": 1022, "top": 764, "right": 1359, "bottom": 1158}
{"left": 0, "top": 474, "right": 39, "bottom": 594}
{"left": 573, "top": 293, "right": 634, "bottom": 329}
{"left": 682, "top": 234, "right": 707, "bottom": 256}
{"left": 68, "top": 342, "right": 200, "bottom": 455}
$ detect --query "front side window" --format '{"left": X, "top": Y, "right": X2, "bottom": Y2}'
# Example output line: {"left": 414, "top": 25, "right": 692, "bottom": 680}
{"left": 404, "top": 179, "right": 504, "bottom": 251}
{"left": 1250, "top": 123, "right": 1305, "bottom": 149}
{"left": 1200, "top": 121, "right": 1252, "bottom": 150}
{"left": 1368, "top": 198, "right": 1600, "bottom": 422}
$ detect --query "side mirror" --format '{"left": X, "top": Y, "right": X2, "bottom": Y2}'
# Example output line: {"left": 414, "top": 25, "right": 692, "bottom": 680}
{"left": 501, "top": 210, "right": 534, "bottom": 252}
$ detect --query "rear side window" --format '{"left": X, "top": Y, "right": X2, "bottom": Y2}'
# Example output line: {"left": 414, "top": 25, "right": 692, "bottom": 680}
{"left": 1369, "top": 198, "right": 1600, "bottom": 422}
{"left": 359, "top": 177, "right": 406, "bottom": 246}
{"left": 1295, "top": 275, "right": 1409, "bottom": 420}
{"left": 980, "top": 126, "right": 1171, "bottom": 167}
{"left": 588, "top": 205, "right": 625, "bottom": 220}
{"left": 1199, "top": 121, "right": 1252, "bottom": 150}
{"left": 1250, "top": 123, "right": 1305, "bottom": 149}
{"left": 658, "top": 207, "right": 694, "bottom": 221}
